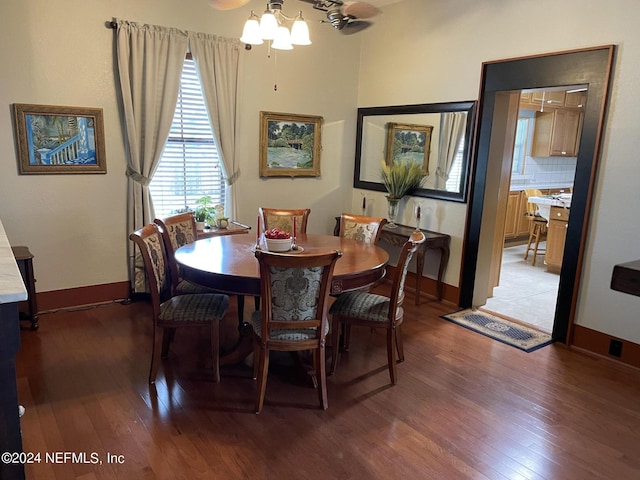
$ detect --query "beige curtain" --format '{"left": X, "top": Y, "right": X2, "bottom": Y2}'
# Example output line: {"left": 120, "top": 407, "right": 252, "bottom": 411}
{"left": 188, "top": 32, "right": 243, "bottom": 220}
{"left": 116, "top": 20, "right": 188, "bottom": 290}
{"left": 435, "top": 112, "right": 466, "bottom": 190}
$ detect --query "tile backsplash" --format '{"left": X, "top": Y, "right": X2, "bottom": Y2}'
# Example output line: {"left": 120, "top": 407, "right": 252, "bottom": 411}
{"left": 511, "top": 155, "right": 576, "bottom": 189}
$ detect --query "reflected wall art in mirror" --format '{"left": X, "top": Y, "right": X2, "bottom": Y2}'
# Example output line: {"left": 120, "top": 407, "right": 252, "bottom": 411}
{"left": 353, "top": 101, "right": 477, "bottom": 202}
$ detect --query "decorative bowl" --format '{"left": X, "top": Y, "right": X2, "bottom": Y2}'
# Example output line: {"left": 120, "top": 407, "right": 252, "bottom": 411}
{"left": 265, "top": 237, "right": 292, "bottom": 252}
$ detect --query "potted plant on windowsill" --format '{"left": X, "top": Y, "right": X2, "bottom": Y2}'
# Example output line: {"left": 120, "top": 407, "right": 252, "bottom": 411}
{"left": 194, "top": 195, "right": 216, "bottom": 230}
{"left": 380, "top": 160, "right": 425, "bottom": 228}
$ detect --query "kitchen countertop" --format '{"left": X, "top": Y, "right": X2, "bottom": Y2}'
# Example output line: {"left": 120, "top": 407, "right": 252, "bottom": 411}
{"left": 0, "top": 219, "right": 28, "bottom": 304}
{"left": 528, "top": 194, "right": 571, "bottom": 220}
{"left": 510, "top": 184, "right": 573, "bottom": 192}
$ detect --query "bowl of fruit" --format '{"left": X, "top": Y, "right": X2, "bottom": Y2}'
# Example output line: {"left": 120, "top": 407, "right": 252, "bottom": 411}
{"left": 264, "top": 228, "right": 293, "bottom": 252}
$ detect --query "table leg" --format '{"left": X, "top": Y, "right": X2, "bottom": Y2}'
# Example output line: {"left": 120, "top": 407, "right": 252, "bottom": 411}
{"left": 436, "top": 246, "right": 450, "bottom": 301}
{"left": 219, "top": 295, "right": 254, "bottom": 366}
{"left": 415, "top": 247, "right": 425, "bottom": 305}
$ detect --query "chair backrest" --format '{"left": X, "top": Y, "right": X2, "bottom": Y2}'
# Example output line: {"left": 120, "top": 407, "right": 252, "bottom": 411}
{"left": 129, "top": 224, "right": 171, "bottom": 318}
{"left": 524, "top": 189, "right": 543, "bottom": 216}
{"left": 254, "top": 249, "right": 342, "bottom": 348}
{"left": 259, "top": 208, "right": 311, "bottom": 235}
{"left": 154, "top": 212, "right": 198, "bottom": 290}
{"left": 389, "top": 230, "right": 426, "bottom": 314}
{"left": 339, "top": 213, "right": 388, "bottom": 244}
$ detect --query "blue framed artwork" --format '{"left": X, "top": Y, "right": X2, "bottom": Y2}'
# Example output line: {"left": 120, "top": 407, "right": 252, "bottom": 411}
{"left": 13, "top": 103, "right": 106, "bottom": 174}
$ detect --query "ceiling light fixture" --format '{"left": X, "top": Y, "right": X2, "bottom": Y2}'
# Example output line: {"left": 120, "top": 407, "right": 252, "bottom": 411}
{"left": 240, "top": 0, "right": 311, "bottom": 50}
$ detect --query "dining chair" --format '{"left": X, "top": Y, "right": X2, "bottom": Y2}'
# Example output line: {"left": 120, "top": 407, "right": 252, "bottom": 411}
{"left": 259, "top": 208, "right": 311, "bottom": 235}
{"left": 154, "top": 212, "right": 211, "bottom": 295}
{"left": 338, "top": 213, "right": 387, "bottom": 244}
{"left": 129, "top": 223, "right": 230, "bottom": 384}
{"left": 155, "top": 212, "right": 256, "bottom": 320}
{"left": 249, "top": 248, "right": 342, "bottom": 413}
{"left": 523, "top": 189, "right": 547, "bottom": 266}
{"left": 329, "top": 229, "right": 426, "bottom": 384}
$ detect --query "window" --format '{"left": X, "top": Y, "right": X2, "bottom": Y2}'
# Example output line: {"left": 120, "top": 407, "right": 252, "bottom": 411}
{"left": 445, "top": 139, "right": 465, "bottom": 192}
{"left": 150, "top": 57, "right": 225, "bottom": 218}
{"left": 512, "top": 110, "right": 534, "bottom": 175}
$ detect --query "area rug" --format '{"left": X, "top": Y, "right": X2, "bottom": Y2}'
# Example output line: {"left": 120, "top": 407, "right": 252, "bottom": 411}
{"left": 441, "top": 309, "right": 553, "bottom": 352}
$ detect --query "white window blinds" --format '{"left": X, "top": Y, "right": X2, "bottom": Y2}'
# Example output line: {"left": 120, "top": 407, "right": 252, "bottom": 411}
{"left": 150, "top": 57, "right": 225, "bottom": 218}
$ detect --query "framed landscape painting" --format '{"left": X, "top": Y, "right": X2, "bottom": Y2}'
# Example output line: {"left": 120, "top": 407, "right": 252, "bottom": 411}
{"left": 385, "top": 122, "right": 433, "bottom": 175}
{"left": 13, "top": 103, "right": 107, "bottom": 174}
{"left": 259, "top": 111, "right": 322, "bottom": 177}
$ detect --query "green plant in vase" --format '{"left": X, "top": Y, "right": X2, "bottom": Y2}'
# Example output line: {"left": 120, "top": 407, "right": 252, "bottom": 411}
{"left": 194, "top": 195, "right": 216, "bottom": 229}
{"left": 380, "top": 160, "right": 425, "bottom": 228}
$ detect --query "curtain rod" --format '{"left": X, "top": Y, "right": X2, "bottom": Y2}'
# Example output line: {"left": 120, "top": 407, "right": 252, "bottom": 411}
{"left": 106, "top": 20, "right": 117, "bottom": 29}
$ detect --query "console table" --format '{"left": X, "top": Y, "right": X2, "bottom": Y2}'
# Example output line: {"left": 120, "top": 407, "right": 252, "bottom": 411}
{"left": 334, "top": 218, "right": 450, "bottom": 304}
{"left": 379, "top": 224, "right": 450, "bottom": 304}
{"left": 611, "top": 259, "right": 640, "bottom": 297}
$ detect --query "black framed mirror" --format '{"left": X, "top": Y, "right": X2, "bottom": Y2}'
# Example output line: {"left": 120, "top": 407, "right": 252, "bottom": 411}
{"left": 353, "top": 101, "right": 477, "bottom": 202}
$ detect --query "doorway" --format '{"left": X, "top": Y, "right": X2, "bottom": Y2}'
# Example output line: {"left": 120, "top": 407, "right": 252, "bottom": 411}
{"left": 482, "top": 87, "right": 582, "bottom": 333}
{"left": 459, "top": 46, "right": 615, "bottom": 343}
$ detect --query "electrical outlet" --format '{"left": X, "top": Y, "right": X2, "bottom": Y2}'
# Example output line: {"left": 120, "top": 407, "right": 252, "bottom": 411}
{"left": 609, "top": 339, "right": 623, "bottom": 357}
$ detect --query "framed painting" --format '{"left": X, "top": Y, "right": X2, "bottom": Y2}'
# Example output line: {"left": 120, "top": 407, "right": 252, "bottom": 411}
{"left": 12, "top": 103, "right": 107, "bottom": 174}
{"left": 259, "top": 111, "right": 322, "bottom": 177}
{"left": 385, "top": 122, "right": 433, "bottom": 175}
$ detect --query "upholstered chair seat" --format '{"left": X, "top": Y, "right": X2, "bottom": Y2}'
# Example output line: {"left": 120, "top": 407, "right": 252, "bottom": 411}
{"left": 251, "top": 249, "right": 342, "bottom": 413}
{"left": 130, "top": 223, "right": 230, "bottom": 384}
{"left": 329, "top": 230, "right": 426, "bottom": 384}
{"left": 328, "top": 291, "right": 399, "bottom": 324}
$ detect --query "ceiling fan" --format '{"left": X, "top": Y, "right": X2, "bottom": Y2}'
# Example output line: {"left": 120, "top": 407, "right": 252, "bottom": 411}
{"left": 209, "top": 0, "right": 380, "bottom": 35}
{"left": 299, "top": 1, "right": 381, "bottom": 34}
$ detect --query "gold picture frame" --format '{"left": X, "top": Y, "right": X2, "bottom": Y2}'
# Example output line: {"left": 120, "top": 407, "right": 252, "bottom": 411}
{"left": 13, "top": 103, "right": 107, "bottom": 174}
{"left": 259, "top": 111, "right": 322, "bottom": 177}
{"left": 385, "top": 122, "right": 433, "bottom": 175}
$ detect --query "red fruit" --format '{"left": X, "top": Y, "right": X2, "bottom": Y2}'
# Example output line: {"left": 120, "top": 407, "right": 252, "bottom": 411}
{"left": 265, "top": 227, "right": 290, "bottom": 239}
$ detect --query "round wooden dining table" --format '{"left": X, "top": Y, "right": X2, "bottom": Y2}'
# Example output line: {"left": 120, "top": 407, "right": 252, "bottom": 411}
{"left": 174, "top": 232, "right": 389, "bottom": 297}
{"left": 174, "top": 232, "right": 389, "bottom": 366}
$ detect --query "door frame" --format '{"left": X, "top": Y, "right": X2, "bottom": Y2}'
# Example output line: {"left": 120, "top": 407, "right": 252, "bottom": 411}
{"left": 459, "top": 46, "right": 615, "bottom": 343}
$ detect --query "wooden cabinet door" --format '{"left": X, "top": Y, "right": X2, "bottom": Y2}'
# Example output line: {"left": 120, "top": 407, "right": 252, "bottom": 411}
{"left": 504, "top": 191, "right": 520, "bottom": 238}
{"left": 531, "top": 90, "right": 566, "bottom": 107}
{"left": 549, "top": 109, "right": 583, "bottom": 156}
{"left": 565, "top": 91, "right": 586, "bottom": 108}
{"left": 545, "top": 207, "right": 569, "bottom": 272}
{"left": 516, "top": 192, "right": 532, "bottom": 236}
{"left": 531, "top": 111, "right": 554, "bottom": 156}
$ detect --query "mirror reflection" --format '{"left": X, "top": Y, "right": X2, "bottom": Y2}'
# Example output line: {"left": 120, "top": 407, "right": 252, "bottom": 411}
{"left": 354, "top": 101, "right": 476, "bottom": 202}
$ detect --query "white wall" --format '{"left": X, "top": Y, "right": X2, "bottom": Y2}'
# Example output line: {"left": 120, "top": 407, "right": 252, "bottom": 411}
{"left": 356, "top": 0, "right": 640, "bottom": 343}
{"left": 0, "top": 0, "right": 361, "bottom": 292}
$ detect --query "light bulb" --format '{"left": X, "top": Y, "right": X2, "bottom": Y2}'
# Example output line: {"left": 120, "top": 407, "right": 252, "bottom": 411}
{"left": 240, "top": 12, "right": 263, "bottom": 45}
{"left": 271, "top": 26, "right": 293, "bottom": 50}
{"left": 259, "top": 10, "right": 279, "bottom": 40}
{"left": 290, "top": 13, "right": 311, "bottom": 45}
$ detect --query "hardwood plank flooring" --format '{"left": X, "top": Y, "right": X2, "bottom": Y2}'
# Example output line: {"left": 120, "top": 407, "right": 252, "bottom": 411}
{"left": 14, "top": 287, "right": 640, "bottom": 479}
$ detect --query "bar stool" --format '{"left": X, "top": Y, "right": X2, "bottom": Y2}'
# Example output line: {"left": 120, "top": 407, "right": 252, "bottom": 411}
{"left": 11, "top": 246, "right": 39, "bottom": 330}
{"left": 522, "top": 189, "right": 547, "bottom": 266}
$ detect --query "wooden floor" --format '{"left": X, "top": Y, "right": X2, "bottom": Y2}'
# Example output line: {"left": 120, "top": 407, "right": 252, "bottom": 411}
{"left": 15, "top": 286, "right": 640, "bottom": 479}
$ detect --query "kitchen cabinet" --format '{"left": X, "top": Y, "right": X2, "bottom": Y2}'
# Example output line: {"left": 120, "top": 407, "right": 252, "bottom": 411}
{"left": 531, "top": 90, "right": 566, "bottom": 107}
{"left": 545, "top": 206, "right": 569, "bottom": 273}
{"left": 516, "top": 193, "right": 532, "bottom": 236}
{"left": 504, "top": 191, "right": 520, "bottom": 238}
{"left": 504, "top": 190, "right": 545, "bottom": 240}
{"left": 565, "top": 91, "right": 586, "bottom": 109}
{"left": 531, "top": 109, "right": 583, "bottom": 157}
